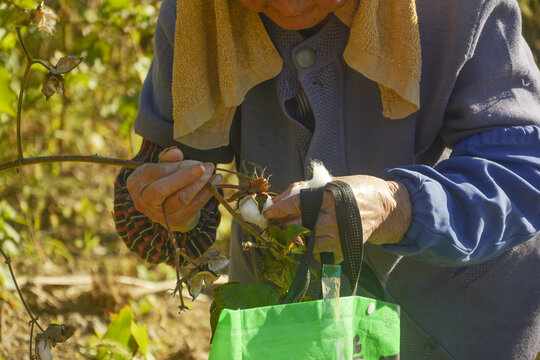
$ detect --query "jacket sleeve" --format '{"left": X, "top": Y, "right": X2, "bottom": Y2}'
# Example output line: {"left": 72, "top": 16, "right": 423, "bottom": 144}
{"left": 113, "top": 139, "right": 221, "bottom": 265}
{"left": 381, "top": 0, "right": 540, "bottom": 266}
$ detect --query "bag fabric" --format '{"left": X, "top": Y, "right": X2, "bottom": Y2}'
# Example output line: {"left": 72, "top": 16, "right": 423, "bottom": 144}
{"left": 209, "top": 181, "right": 400, "bottom": 359}
{"left": 209, "top": 296, "right": 400, "bottom": 360}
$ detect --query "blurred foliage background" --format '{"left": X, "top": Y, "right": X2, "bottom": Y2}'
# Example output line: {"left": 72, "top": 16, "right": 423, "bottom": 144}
{"left": 520, "top": 0, "right": 540, "bottom": 62}
{"left": 0, "top": 0, "right": 538, "bottom": 358}
{"left": 0, "top": 0, "right": 161, "bottom": 267}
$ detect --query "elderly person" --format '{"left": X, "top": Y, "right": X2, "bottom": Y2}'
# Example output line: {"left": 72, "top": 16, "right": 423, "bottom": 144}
{"left": 114, "top": 0, "right": 540, "bottom": 358}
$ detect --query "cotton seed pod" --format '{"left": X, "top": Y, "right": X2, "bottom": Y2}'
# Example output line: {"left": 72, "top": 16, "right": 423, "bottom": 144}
{"left": 29, "top": 2, "right": 59, "bottom": 35}
{"left": 238, "top": 195, "right": 273, "bottom": 229}
{"left": 41, "top": 73, "right": 64, "bottom": 101}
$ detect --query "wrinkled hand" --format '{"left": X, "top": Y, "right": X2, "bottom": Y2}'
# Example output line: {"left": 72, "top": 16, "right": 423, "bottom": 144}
{"left": 126, "top": 147, "right": 222, "bottom": 232}
{"left": 264, "top": 175, "right": 412, "bottom": 259}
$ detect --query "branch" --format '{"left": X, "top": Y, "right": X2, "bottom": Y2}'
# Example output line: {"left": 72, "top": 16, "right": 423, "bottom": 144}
{"left": 215, "top": 167, "right": 250, "bottom": 180}
{"left": 0, "top": 247, "right": 44, "bottom": 333}
{"left": 161, "top": 204, "right": 190, "bottom": 312}
{"left": 205, "top": 183, "right": 268, "bottom": 245}
{"left": 14, "top": 27, "right": 55, "bottom": 163}
{"left": 0, "top": 155, "right": 144, "bottom": 172}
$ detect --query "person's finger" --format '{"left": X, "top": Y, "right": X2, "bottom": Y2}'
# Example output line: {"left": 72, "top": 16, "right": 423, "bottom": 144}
{"left": 127, "top": 159, "right": 200, "bottom": 197}
{"left": 175, "top": 163, "right": 215, "bottom": 205}
{"left": 264, "top": 194, "right": 301, "bottom": 219}
{"left": 158, "top": 146, "right": 184, "bottom": 162}
{"left": 141, "top": 163, "right": 206, "bottom": 206}
{"left": 161, "top": 171, "right": 221, "bottom": 214}
{"left": 161, "top": 173, "right": 223, "bottom": 229}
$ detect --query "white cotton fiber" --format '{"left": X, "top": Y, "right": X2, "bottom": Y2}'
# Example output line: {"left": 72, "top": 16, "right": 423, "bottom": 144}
{"left": 287, "top": 161, "right": 332, "bottom": 198}
{"left": 307, "top": 161, "right": 333, "bottom": 187}
{"left": 238, "top": 196, "right": 274, "bottom": 228}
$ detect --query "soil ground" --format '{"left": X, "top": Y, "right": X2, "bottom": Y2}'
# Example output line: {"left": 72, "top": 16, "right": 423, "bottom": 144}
{"left": 0, "top": 241, "right": 229, "bottom": 360}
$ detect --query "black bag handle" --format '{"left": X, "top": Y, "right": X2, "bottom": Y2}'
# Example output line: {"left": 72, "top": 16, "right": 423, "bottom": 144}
{"left": 282, "top": 180, "right": 364, "bottom": 304}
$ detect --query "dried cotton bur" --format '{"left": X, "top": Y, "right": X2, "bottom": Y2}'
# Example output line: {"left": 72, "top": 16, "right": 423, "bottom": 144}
{"left": 42, "top": 55, "right": 83, "bottom": 100}
{"left": 184, "top": 251, "right": 229, "bottom": 301}
{"left": 34, "top": 324, "right": 75, "bottom": 360}
{"left": 29, "top": 2, "right": 59, "bottom": 35}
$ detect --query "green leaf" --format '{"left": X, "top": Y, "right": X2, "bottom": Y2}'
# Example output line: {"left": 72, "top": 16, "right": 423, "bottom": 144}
{"left": 101, "top": 306, "right": 137, "bottom": 359}
{"left": 130, "top": 322, "right": 148, "bottom": 357}
{"left": 94, "top": 339, "right": 132, "bottom": 360}
{"left": 101, "top": 0, "right": 130, "bottom": 13}
{"left": 0, "top": 66, "right": 16, "bottom": 117}
{"left": 267, "top": 224, "right": 310, "bottom": 246}
{"left": 210, "top": 282, "right": 280, "bottom": 341}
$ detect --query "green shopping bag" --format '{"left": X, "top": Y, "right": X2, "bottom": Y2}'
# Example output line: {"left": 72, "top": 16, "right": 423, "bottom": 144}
{"left": 209, "top": 181, "right": 400, "bottom": 359}
{"left": 209, "top": 296, "right": 400, "bottom": 360}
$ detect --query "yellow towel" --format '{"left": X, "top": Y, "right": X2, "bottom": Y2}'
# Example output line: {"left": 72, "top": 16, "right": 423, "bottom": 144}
{"left": 172, "top": 0, "right": 421, "bottom": 150}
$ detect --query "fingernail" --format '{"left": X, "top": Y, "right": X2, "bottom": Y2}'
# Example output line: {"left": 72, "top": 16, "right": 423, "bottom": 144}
{"left": 204, "top": 162, "right": 215, "bottom": 172}
{"left": 158, "top": 146, "right": 178, "bottom": 162}
{"left": 211, "top": 174, "right": 223, "bottom": 184}
{"left": 163, "top": 146, "right": 177, "bottom": 153}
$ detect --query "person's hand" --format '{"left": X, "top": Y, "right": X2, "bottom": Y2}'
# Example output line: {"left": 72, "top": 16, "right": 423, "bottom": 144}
{"left": 264, "top": 175, "right": 412, "bottom": 259}
{"left": 126, "top": 147, "right": 222, "bottom": 232}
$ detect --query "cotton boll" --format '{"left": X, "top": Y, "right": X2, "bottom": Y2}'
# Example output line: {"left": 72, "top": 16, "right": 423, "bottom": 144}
{"left": 36, "top": 340, "right": 53, "bottom": 360}
{"left": 238, "top": 196, "right": 274, "bottom": 228}
{"left": 285, "top": 161, "right": 332, "bottom": 199}
{"left": 307, "top": 161, "right": 332, "bottom": 188}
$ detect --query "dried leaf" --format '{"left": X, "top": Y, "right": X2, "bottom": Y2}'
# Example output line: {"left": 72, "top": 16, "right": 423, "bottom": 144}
{"left": 53, "top": 55, "right": 83, "bottom": 75}
{"left": 187, "top": 271, "right": 219, "bottom": 300}
{"left": 29, "top": 2, "right": 59, "bottom": 35}
{"left": 203, "top": 252, "right": 229, "bottom": 272}
{"left": 41, "top": 73, "right": 64, "bottom": 100}
{"left": 34, "top": 323, "right": 75, "bottom": 360}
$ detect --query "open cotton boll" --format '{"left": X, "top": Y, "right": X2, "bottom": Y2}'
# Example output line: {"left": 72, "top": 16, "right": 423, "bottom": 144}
{"left": 308, "top": 161, "right": 333, "bottom": 187}
{"left": 238, "top": 196, "right": 274, "bottom": 228}
{"left": 36, "top": 340, "right": 53, "bottom": 360}
{"left": 287, "top": 161, "right": 332, "bottom": 199}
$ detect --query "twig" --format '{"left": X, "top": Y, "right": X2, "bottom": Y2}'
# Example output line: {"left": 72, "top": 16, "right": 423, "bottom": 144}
{"left": 214, "top": 184, "right": 244, "bottom": 191}
{"left": 215, "top": 167, "right": 250, "bottom": 180}
{"left": 29, "top": 318, "right": 35, "bottom": 360}
{"left": 0, "top": 156, "right": 144, "bottom": 172}
{"left": 15, "top": 27, "right": 32, "bottom": 163}
{"left": 16, "top": 27, "right": 49, "bottom": 71}
{"left": 161, "top": 204, "right": 189, "bottom": 312}
{"left": 0, "top": 248, "right": 44, "bottom": 335}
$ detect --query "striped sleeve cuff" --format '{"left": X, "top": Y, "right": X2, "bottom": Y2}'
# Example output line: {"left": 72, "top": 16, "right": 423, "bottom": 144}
{"left": 113, "top": 139, "right": 220, "bottom": 266}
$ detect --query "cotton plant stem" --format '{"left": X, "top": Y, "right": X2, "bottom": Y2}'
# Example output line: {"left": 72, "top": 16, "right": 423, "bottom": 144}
{"left": 0, "top": 156, "right": 144, "bottom": 172}
{"left": 16, "top": 62, "right": 31, "bottom": 163}
{"left": 205, "top": 183, "right": 267, "bottom": 245}
{"left": 215, "top": 167, "right": 250, "bottom": 180}
{"left": 214, "top": 184, "right": 244, "bottom": 190}
{"left": 29, "top": 318, "right": 35, "bottom": 359}
{"left": 161, "top": 203, "right": 189, "bottom": 311}
{"left": 0, "top": 247, "right": 44, "bottom": 334}
{"left": 206, "top": 183, "right": 278, "bottom": 279}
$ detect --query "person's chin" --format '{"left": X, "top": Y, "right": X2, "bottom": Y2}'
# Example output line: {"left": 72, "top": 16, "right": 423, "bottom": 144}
{"left": 266, "top": 13, "right": 326, "bottom": 31}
